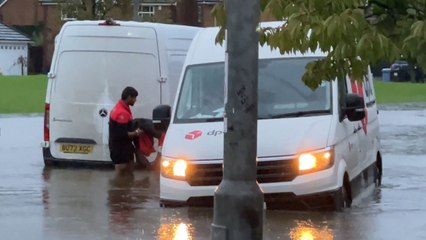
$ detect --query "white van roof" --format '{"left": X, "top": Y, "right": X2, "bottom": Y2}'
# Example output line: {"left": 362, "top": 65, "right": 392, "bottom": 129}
{"left": 185, "top": 21, "right": 326, "bottom": 65}
{"left": 59, "top": 20, "right": 200, "bottom": 48}
{"left": 61, "top": 20, "right": 199, "bottom": 34}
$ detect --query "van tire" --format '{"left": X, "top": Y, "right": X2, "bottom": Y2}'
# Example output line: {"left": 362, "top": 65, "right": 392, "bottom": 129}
{"left": 334, "top": 176, "right": 352, "bottom": 211}
{"left": 334, "top": 186, "right": 348, "bottom": 211}
{"left": 375, "top": 154, "right": 383, "bottom": 186}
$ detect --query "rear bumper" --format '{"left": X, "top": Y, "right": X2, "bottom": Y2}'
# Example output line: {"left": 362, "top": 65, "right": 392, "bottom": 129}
{"left": 42, "top": 147, "right": 113, "bottom": 168}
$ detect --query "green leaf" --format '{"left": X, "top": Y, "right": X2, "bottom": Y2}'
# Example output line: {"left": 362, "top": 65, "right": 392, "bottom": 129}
{"left": 411, "top": 21, "right": 424, "bottom": 37}
{"left": 260, "top": 0, "right": 270, "bottom": 11}
{"left": 259, "top": 29, "right": 267, "bottom": 46}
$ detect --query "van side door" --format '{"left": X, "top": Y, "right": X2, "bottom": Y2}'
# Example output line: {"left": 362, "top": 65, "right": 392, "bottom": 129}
{"left": 338, "top": 79, "right": 362, "bottom": 178}
{"left": 355, "top": 74, "right": 380, "bottom": 171}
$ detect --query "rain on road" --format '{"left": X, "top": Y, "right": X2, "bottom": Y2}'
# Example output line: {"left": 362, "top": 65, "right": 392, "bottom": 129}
{"left": 0, "top": 104, "right": 425, "bottom": 240}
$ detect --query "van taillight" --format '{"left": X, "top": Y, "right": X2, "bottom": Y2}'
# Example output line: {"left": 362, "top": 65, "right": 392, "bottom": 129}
{"left": 44, "top": 103, "right": 50, "bottom": 142}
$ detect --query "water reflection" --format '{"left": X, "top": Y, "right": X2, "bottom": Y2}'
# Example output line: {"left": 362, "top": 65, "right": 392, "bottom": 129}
{"left": 157, "top": 222, "right": 194, "bottom": 240}
{"left": 41, "top": 166, "right": 160, "bottom": 238}
{"left": 2, "top": 112, "right": 424, "bottom": 239}
{"left": 42, "top": 167, "right": 51, "bottom": 211}
{"left": 108, "top": 172, "right": 159, "bottom": 235}
{"left": 108, "top": 174, "right": 138, "bottom": 235}
{"left": 289, "top": 220, "right": 334, "bottom": 240}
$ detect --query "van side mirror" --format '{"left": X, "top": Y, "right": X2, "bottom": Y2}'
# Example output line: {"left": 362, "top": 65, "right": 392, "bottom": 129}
{"left": 343, "top": 94, "right": 365, "bottom": 122}
{"left": 153, "top": 105, "right": 171, "bottom": 131}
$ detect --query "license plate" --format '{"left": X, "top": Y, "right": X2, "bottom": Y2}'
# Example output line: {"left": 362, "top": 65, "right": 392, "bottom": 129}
{"left": 60, "top": 144, "right": 93, "bottom": 154}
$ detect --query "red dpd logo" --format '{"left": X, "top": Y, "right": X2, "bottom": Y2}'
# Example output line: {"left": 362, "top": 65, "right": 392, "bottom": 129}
{"left": 185, "top": 130, "right": 202, "bottom": 140}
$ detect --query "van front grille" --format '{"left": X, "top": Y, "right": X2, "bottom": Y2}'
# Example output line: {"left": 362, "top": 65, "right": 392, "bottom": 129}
{"left": 186, "top": 159, "right": 298, "bottom": 186}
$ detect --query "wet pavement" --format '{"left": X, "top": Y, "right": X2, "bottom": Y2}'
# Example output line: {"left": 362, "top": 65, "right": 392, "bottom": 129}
{"left": 0, "top": 104, "right": 425, "bottom": 239}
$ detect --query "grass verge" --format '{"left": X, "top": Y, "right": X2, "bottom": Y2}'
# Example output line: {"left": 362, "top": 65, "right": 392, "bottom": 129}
{"left": 0, "top": 75, "right": 48, "bottom": 114}
{"left": 0, "top": 75, "right": 425, "bottom": 114}
{"left": 374, "top": 80, "right": 426, "bottom": 104}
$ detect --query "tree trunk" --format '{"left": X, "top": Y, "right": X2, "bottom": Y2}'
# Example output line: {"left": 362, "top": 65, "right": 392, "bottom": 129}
{"left": 176, "top": 0, "right": 198, "bottom": 26}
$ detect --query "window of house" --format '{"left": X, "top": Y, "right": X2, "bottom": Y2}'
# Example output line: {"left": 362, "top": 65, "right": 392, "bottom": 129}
{"left": 138, "top": 5, "right": 155, "bottom": 19}
{"left": 198, "top": 5, "right": 203, "bottom": 24}
{"left": 61, "top": 6, "right": 78, "bottom": 21}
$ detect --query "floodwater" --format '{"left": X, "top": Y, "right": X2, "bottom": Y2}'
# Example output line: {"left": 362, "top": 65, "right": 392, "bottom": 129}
{"left": 0, "top": 104, "right": 425, "bottom": 240}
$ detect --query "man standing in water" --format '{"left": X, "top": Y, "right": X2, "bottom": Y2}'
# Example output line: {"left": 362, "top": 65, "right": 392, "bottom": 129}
{"left": 109, "top": 86, "right": 142, "bottom": 175}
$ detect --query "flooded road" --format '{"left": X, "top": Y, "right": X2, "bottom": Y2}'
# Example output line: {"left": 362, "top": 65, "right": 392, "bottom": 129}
{"left": 0, "top": 104, "right": 425, "bottom": 239}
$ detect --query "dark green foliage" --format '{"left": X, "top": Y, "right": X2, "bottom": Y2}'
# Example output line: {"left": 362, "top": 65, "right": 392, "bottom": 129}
{"left": 212, "top": 0, "right": 426, "bottom": 89}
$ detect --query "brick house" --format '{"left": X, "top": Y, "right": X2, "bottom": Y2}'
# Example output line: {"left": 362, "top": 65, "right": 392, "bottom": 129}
{"left": 0, "top": 0, "right": 61, "bottom": 73}
{"left": 0, "top": 0, "right": 274, "bottom": 74}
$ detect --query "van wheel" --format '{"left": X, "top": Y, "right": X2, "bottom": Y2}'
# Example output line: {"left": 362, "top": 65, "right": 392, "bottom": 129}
{"left": 334, "top": 178, "right": 351, "bottom": 211}
{"left": 375, "top": 154, "right": 383, "bottom": 186}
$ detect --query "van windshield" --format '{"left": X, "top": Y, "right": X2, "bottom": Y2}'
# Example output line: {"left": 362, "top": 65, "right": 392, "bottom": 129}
{"left": 175, "top": 58, "right": 332, "bottom": 123}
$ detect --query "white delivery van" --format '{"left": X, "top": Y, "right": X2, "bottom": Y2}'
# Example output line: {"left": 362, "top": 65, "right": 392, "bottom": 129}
{"left": 42, "top": 20, "right": 201, "bottom": 166}
{"left": 154, "top": 22, "right": 383, "bottom": 210}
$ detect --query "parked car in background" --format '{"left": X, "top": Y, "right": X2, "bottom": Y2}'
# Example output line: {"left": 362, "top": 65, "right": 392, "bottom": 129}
{"left": 390, "top": 60, "right": 425, "bottom": 83}
{"left": 414, "top": 65, "right": 425, "bottom": 83}
{"left": 390, "top": 60, "right": 411, "bottom": 82}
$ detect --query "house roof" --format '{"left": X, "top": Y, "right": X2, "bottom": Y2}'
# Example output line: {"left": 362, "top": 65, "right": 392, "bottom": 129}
{"left": 0, "top": 0, "right": 8, "bottom": 8}
{"left": 0, "top": 23, "right": 32, "bottom": 43}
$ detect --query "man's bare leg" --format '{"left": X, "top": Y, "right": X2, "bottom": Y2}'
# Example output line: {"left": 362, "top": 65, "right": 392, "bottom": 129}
{"left": 114, "top": 163, "right": 129, "bottom": 176}
{"left": 126, "top": 157, "right": 136, "bottom": 173}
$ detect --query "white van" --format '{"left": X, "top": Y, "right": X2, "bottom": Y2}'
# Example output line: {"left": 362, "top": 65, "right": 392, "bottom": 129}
{"left": 42, "top": 20, "right": 201, "bottom": 166}
{"left": 154, "top": 23, "right": 383, "bottom": 210}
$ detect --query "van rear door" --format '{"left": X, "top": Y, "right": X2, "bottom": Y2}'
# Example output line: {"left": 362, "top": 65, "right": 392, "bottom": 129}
{"left": 49, "top": 24, "right": 161, "bottom": 162}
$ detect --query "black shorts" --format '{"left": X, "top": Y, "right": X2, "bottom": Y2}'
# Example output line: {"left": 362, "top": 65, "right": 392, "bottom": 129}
{"left": 109, "top": 147, "right": 134, "bottom": 165}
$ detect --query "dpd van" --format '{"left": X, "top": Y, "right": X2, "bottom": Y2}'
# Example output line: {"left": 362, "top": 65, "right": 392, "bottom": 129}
{"left": 42, "top": 20, "right": 201, "bottom": 166}
{"left": 154, "top": 23, "right": 383, "bottom": 211}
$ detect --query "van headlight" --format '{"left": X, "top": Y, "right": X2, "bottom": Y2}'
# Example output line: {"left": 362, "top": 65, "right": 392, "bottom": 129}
{"left": 161, "top": 158, "right": 188, "bottom": 180}
{"left": 298, "top": 148, "right": 334, "bottom": 174}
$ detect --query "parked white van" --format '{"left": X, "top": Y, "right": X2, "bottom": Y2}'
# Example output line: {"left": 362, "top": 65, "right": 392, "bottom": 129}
{"left": 42, "top": 20, "right": 201, "bottom": 166}
{"left": 154, "top": 23, "right": 383, "bottom": 210}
